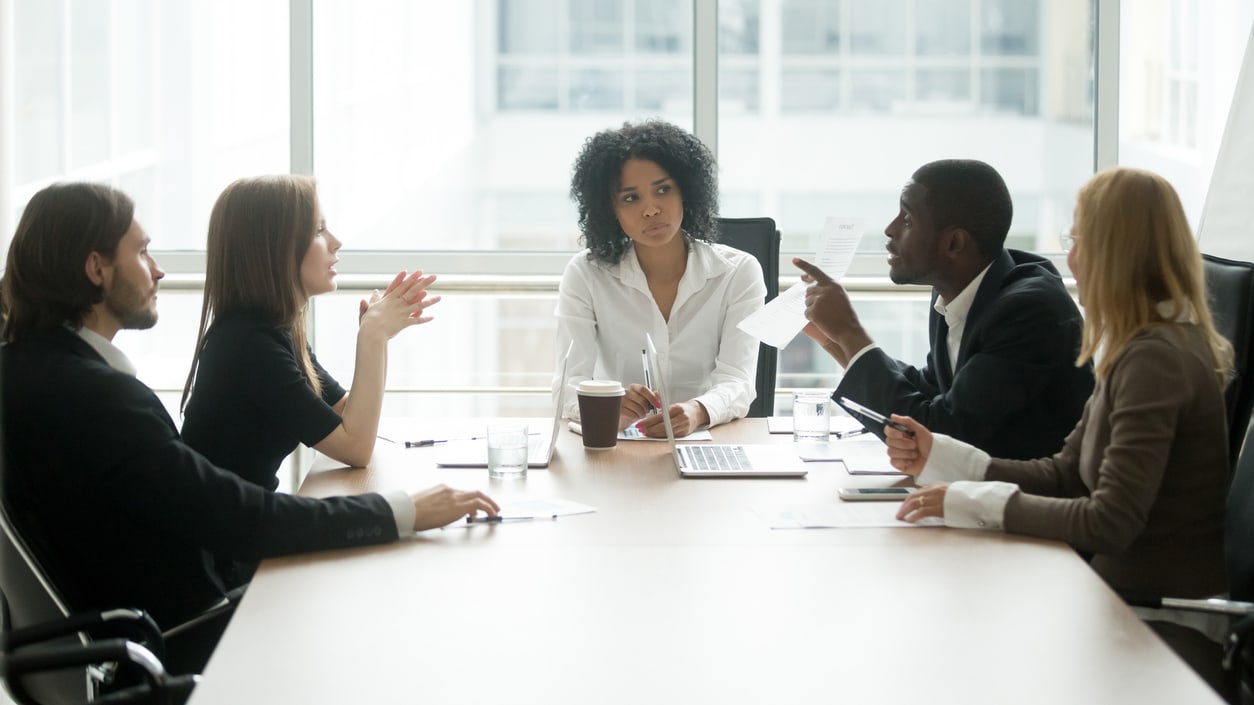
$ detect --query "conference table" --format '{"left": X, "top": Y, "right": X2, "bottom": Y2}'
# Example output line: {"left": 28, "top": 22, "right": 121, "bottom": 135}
{"left": 188, "top": 418, "right": 1222, "bottom": 704}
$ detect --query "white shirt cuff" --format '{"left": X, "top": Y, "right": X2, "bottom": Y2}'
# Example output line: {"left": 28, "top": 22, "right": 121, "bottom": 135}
{"left": 917, "top": 433, "right": 991, "bottom": 485}
{"left": 943, "top": 480, "right": 1017, "bottom": 531}
{"left": 383, "top": 490, "right": 415, "bottom": 537}
{"left": 845, "top": 343, "right": 879, "bottom": 369}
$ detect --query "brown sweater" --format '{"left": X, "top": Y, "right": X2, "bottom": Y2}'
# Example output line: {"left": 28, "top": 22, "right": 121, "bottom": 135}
{"left": 988, "top": 324, "right": 1228, "bottom": 598}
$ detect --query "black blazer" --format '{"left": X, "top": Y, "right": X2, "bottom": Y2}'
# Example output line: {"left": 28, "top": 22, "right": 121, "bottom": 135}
{"left": 0, "top": 328, "right": 400, "bottom": 628}
{"left": 836, "top": 249, "right": 1095, "bottom": 460}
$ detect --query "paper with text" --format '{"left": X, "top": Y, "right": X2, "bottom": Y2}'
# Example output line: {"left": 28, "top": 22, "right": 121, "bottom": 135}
{"left": 736, "top": 217, "right": 864, "bottom": 348}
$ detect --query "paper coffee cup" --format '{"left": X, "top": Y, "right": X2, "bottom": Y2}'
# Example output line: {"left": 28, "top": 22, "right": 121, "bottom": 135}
{"left": 577, "top": 380, "right": 625, "bottom": 450}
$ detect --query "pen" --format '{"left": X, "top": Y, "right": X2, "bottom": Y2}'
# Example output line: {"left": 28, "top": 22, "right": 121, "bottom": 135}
{"left": 404, "top": 439, "right": 446, "bottom": 448}
{"left": 466, "top": 515, "right": 548, "bottom": 524}
{"left": 641, "top": 349, "right": 658, "bottom": 415}
{"left": 837, "top": 397, "right": 916, "bottom": 437}
{"left": 405, "top": 432, "right": 543, "bottom": 448}
{"left": 834, "top": 428, "right": 869, "bottom": 440}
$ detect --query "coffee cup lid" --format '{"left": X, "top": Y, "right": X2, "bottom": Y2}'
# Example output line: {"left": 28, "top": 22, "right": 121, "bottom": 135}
{"left": 577, "top": 380, "right": 625, "bottom": 397}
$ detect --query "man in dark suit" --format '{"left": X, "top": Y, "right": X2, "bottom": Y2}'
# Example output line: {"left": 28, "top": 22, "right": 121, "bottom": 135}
{"left": 0, "top": 182, "right": 498, "bottom": 675}
{"left": 794, "top": 159, "right": 1093, "bottom": 460}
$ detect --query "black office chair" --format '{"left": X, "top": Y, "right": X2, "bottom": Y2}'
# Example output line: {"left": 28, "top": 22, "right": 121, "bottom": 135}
{"left": 1123, "top": 419, "right": 1254, "bottom": 704}
{"left": 1203, "top": 253, "right": 1254, "bottom": 465}
{"left": 716, "top": 217, "right": 781, "bottom": 418}
{"left": 1, "top": 495, "right": 200, "bottom": 704}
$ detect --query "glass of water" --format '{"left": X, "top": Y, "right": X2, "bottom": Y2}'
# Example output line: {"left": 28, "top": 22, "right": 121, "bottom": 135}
{"left": 792, "top": 391, "right": 831, "bottom": 443}
{"left": 487, "top": 423, "right": 529, "bottom": 478}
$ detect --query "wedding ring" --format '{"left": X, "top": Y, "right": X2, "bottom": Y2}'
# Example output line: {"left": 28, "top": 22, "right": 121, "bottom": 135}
{"left": 918, "top": 495, "right": 926, "bottom": 508}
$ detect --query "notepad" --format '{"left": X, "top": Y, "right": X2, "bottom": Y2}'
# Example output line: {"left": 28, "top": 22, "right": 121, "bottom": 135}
{"left": 794, "top": 436, "right": 906, "bottom": 475}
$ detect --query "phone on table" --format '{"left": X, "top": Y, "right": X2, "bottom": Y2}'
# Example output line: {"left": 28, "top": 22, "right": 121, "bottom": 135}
{"left": 837, "top": 487, "right": 913, "bottom": 502}
{"left": 837, "top": 397, "right": 916, "bottom": 436}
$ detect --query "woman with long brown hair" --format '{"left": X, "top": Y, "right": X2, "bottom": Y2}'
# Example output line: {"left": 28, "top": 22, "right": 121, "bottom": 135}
{"left": 181, "top": 175, "right": 437, "bottom": 491}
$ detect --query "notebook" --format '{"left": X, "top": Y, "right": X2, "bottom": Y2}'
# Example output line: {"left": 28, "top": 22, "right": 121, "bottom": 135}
{"left": 647, "top": 334, "right": 808, "bottom": 478}
{"left": 435, "top": 342, "right": 572, "bottom": 468}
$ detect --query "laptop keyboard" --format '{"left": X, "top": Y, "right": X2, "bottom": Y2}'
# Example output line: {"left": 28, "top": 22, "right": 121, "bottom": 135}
{"left": 683, "top": 445, "right": 752, "bottom": 471}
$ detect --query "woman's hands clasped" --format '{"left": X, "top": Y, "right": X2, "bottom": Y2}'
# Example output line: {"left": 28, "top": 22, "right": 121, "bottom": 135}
{"left": 358, "top": 270, "right": 441, "bottom": 339}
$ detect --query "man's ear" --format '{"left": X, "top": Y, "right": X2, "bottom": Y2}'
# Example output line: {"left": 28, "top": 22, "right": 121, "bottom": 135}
{"left": 84, "top": 251, "right": 109, "bottom": 287}
{"left": 940, "top": 227, "right": 972, "bottom": 259}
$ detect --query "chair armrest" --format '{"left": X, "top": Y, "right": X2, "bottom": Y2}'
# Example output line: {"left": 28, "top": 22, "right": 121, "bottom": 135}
{"left": 3, "top": 607, "right": 162, "bottom": 652}
{"left": 1122, "top": 595, "right": 1254, "bottom": 617}
{"left": 2, "top": 638, "right": 164, "bottom": 682}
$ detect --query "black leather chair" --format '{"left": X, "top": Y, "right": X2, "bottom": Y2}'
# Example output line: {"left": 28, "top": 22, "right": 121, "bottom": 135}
{"left": 716, "top": 217, "right": 781, "bottom": 418}
{"left": 1123, "top": 419, "right": 1254, "bottom": 703}
{"left": 1203, "top": 254, "right": 1254, "bottom": 465}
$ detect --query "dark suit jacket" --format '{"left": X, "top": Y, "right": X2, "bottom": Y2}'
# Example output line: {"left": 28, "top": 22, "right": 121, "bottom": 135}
{"left": 836, "top": 249, "right": 1095, "bottom": 460}
{"left": 0, "top": 328, "right": 399, "bottom": 629}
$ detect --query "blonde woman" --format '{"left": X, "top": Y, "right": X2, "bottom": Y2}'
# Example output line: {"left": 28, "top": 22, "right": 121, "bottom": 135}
{"left": 885, "top": 167, "right": 1234, "bottom": 696}
{"left": 181, "top": 175, "right": 438, "bottom": 491}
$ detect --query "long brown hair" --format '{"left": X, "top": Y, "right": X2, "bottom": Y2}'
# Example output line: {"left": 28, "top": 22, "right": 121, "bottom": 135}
{"left": 2, "top": 183, "right": 134, "bottom": 342}
{"left": 181, "top": 175, "right": 322, "bottom": 413}
{"left": 1073, "top": 168, "right": 1233, "bottom": 385}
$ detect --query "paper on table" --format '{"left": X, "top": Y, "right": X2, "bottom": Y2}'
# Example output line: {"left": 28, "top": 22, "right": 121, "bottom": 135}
{"left": 765, "top": 414, "right": 866, "bottom": 435}
{"left": 619, "top": 426, "right": 713, "bottom": 442}
{"left": 763, "top": 503, "right": 943, "bottom": 529}
{"left": 792, "top": 436, "right": 906, "bottom": 475}
{"left": 736, "top": 217, "right": 864, "bottom": 349}
{"left": 498, "top": 498, "right": 597, "bottom": 519}
{"left": 568, "top": 421, "right": 712, "bottom": 442}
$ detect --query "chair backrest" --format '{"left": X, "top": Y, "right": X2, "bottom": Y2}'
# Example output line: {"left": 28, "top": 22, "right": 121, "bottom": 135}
{"left": 1203, "top": 253, "right": 1254, "bottom": 465}
{"left": 1, "top": 368, "right": 93, "bottom": 702}
{"left": 716, "top": 217, "right": 780, "bottom": 418}
{"left": 1226, "top": 420, "right": 1254, "bottom": 603}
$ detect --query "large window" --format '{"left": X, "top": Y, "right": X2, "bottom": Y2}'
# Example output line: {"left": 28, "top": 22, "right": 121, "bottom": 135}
{"left": 3, "top": 0, "right": 1253, "bottom": 420}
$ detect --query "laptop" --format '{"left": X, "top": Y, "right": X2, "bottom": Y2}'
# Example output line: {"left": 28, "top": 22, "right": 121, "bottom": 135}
{"left": 647, "top": 334, "right": 807, "bottom": 478}
{"left": 435, "top": 342, "right": 572, "bottom": 468}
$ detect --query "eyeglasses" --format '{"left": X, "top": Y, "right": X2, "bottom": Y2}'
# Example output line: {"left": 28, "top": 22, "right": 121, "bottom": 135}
{"left": 1060, "top": 229, "right": 1077, "bottom": 253}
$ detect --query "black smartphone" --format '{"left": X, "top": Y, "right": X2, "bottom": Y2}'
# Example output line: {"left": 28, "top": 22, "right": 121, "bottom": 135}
{"left": 837, "top": 397, "right": 916, "bottom": 436}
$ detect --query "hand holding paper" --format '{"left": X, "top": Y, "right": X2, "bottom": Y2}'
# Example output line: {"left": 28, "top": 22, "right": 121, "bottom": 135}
{"left": 736, "top": 217, "right": 864, "bottom": 349}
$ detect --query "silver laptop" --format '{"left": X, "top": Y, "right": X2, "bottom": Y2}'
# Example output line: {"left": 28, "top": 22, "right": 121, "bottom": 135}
{"left": 435, "top": 342, "right": 572, "bottom": 468}
{"left": 647, "top": 334, "right": 807, "bottom": 478}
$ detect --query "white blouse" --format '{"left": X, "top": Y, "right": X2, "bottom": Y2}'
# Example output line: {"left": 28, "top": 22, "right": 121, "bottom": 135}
{"left": 553, "top": 238, "right": 766, "bottom": 427}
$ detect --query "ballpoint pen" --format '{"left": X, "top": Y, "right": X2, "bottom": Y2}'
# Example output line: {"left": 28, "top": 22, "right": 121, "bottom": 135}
{"left": 405, "top": 432, "right": 542, "bottom": 448}
{"left": 466, "top": 515, "right": 549, "bottom": 524}
{"left": 641, "top": 349, "right": 658, "bottom": 416}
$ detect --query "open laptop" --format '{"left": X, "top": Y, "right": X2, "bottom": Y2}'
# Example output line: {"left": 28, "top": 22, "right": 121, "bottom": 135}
{"left": 435, "top": 342, "right": 572, "bottom": 468}
{"left": 647, "top": 334, "right": 807, "bottom": 478}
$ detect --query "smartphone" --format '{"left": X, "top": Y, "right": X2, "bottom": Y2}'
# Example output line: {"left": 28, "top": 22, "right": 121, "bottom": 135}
{"left": 838, "top": 487, "right": 913, "bottom": 502}
{"left": 837, "top": 397, "right": 916, "bottom": 436}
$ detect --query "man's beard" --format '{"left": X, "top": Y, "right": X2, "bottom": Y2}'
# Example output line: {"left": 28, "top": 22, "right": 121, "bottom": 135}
{"left": 105, "top": 275, "right": 158, "bottom": 330}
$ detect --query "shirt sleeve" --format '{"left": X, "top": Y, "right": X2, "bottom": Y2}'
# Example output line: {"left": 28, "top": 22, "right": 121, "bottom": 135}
{"left": 916, "top": 433, "right": 992, "bottom": 484}
{"left": 244, "top": 330, "right": 344, "bottom": 448}
{"left": 692, "top": 254, "right": 766, "bottom": 426}
{"left": 311, "top": 347, "right": 347, "bottom": 407}
{"left": 554, "top": 255, "right": 600, "bottom": 421}
{"left": 382, "top": 490, "right": 414, "bottom": 537}
{"left": 943, "top": 481, "right": 1017, "bottom": 531}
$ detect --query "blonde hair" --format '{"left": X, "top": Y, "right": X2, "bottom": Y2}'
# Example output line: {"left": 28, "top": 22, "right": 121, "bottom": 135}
{"left": 181, "top": 175, "right": 322, "bottom": 413}
{"left": 1073, "top": 167, "right": 1232, "bottom": 385}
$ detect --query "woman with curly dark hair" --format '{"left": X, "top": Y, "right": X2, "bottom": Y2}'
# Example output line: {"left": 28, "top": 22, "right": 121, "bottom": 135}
{"left": 554, "top": 120, "right": 766, "bottom": 438}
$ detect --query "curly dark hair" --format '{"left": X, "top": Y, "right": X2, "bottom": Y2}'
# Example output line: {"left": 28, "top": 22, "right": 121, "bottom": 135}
{"left": 570, "top": 120, "right": 719, "bottom": 264}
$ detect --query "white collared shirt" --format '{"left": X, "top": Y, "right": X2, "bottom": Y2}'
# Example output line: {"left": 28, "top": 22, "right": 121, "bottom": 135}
{"left": 74, "top": 326, "right": 139, "bottom": 376}
{"left": 554, "top": 238, "right": 765, "bottom": 426}
{"left": 932, "top": 261, "right": 993, "bottom": 375}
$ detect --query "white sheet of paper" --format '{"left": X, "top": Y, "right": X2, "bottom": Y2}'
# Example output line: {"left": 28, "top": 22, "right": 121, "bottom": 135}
{"left": 814, "top": 217, "right": 862, "bottom": 280}
{"left": 792, "top": 436, "right": 906, "bottom": 475}
{"left": 618, "top": 427, "right": 713, "bottom": 442}
{"left": 765, "top": 415, "right": 866, "bottom": 435}
{"left": 498, "top": 498, "right": 597, "bottom": 519}
{"left": 762, "top": 503, "right": 943, "bottom": 529}
{"left": 736, "top": 217, "right": 865, "bottom": 349}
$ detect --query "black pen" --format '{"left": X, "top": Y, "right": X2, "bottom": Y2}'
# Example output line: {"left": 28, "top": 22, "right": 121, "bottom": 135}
{"left": 834, "top": 428, "right": 869, "bottom": 440}
{"left": 404, "top": 439, "right": 446, "bottom": 448}
{"left": 405, "top": 432, "right": 542, "bottom": 449}
{"left": 466, "top": 515, "right": 539, "bottom": 524}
